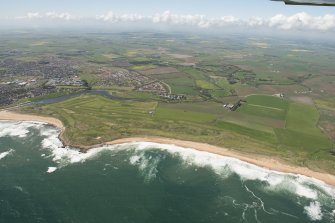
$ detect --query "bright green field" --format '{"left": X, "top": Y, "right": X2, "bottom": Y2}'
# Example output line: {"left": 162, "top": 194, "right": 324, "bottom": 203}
{"left": 238, "top": 95, "right": 289, "bottom": 120}
{"left": 196, "top": 80, "right": 218, "bottom": 90}
{"left": 237, "top": 95, "right": 331, "bottom": 151}
{"left": 22, "top": 95, "right": 259, "bottom": 150}
{"left": 274, "top": 102, "right": 331, "bottom": 152}
{"left": 130, "top": 64, "right": 157, "bottom": 71}
{"left": 22, "top": 94, "right": 334, "bottom": 174}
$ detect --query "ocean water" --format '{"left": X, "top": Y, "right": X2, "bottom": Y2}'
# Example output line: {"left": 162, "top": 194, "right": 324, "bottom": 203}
{"left": 0, "top": 121, "right": 334, "bottom": 223}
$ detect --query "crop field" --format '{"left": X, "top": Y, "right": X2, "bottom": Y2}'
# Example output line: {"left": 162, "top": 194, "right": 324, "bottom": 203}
{"left": 220, "top": 112, "right": 283, "bottom": 133}
{"left": 236, "top": 95, "right": 332, "bottom": 153}
{"left": 139, "top": 67, "right": 179, "bottom": 75}
{"left": 3, "top": 32, "right": 335, "bottom": 174}
{"left": 23, "top": 92, "right": 335, "bottom": 173}
{"left": 130, "top": 64, "right": 157, "bottom": 71}
{"left": 315, "top": 97, "right": 335, "bottom": 139}
{"left": 196, "top": 80, "right": 218, "bottom": 90}
{"left": 238, "top": 95, "right": 289, "bottom": 120}
{"left": 154, "top": 73, "right": 198, "bottom": 95}
{"left": 274, "top": 102, "right": 332, "bottom": 153}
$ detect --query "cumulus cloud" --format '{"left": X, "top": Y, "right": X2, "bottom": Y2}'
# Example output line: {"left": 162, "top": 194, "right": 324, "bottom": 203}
{"left": 12, "top": 11, "right": 335, "bottom": 32}
{"left": 16, "top": 12, "right": 79, "bottom": 21}
{"left": 96, "top": 11, "right": 335, "bottom": 31}
{"left": 96, "top": 11, "right": 240, "bottom": 28}
{"left": 150, "top": 11, "right": 240, "bottom": 28}
{"left": 266, "top": 13, "right": 335, "bottom": 31}
{"left": 96, "top": 12, "right": 145, "bottom": 23}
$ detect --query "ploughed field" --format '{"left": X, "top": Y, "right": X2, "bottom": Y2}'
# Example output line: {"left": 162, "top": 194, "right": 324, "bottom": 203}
{"left": 23, "top": 94, "right": 335, "bottom": 175}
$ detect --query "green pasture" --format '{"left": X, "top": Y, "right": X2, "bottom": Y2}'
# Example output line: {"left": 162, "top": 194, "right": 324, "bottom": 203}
{"left": 22, "top": 93, "right": 334, "bottom": 174}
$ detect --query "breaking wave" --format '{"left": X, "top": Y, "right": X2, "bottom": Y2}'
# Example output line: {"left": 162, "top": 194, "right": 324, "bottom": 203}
{"left": 0, "top": 149, "right": 14, "bottom": 160}
{"left": 129, "top": 152, "right": 161, "bottom": 183}
{"left": 0, "top": 121, "right": 44, "bottom": 138}
{"left": 304, "top": 201, "right": 323, "bottom": 221}
{"left": 47, "top": 167, "right": 57, "bottom": 173}
{"left": 1, "top": 121, "right": 335, "bottom": 221}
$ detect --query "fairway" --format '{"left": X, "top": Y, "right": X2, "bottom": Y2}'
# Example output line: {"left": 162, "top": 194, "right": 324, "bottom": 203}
{"left": 22, "top": 93, "right": 335, "bottom": 174}
{"left": 23, "top": 94, "right": 283, "bottom": 152}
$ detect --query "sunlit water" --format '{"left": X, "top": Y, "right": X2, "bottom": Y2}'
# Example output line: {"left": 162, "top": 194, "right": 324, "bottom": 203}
{"left": 0, "top": 121, "right": 334, "bottom": 223}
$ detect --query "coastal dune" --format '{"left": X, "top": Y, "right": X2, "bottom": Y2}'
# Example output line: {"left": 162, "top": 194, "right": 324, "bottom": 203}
{"left": 1, "top": 110, "right": 335, "bottom": 187}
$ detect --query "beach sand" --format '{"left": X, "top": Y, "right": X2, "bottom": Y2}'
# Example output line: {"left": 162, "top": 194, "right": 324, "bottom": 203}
{"left": 1, "top": 111, "right": 335, "bottom": 187}
{"left": 107, "top": 137, "right": 335, "bottom": 187}
{"left": 0, "top": 111, "right": 64, "bottom": 130}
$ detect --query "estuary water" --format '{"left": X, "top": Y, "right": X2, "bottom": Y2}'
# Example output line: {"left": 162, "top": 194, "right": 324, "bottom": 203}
{"left": 0, "top": 121, "right": 334, "bottom": 223}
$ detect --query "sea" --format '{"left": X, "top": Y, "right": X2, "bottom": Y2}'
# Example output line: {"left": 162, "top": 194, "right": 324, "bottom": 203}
{"left": 0, "top": 121, "right": 334, "bottom": 223}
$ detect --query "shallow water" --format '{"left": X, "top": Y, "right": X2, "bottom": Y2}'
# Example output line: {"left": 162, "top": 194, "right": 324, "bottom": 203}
{"left": 0, "top": 121, "right": 334, "bottom": 223}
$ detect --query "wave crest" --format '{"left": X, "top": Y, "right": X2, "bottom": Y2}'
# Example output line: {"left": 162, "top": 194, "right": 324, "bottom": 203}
{"left": 304, "top": 201, "right": 323, "bottom": 221}
{"left": 3, "top": 121, "right": 335, "bottom": 215}
{"left": 0, "top": 121, "right": 44, "bottom": 138}
{"left": 0, "top": 149, "right": 15, "bottom": 160}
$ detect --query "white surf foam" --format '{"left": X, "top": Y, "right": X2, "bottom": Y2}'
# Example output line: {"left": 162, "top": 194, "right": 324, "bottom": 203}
{"left": 37, "top": 127, "right": 335, "bottom": 200}
{"left": 0, "top": 149, "right": 14, "bottom": 160}
{"left": 129, "top": 155, "right": 141, "bottom": 165}
{"left": 47, "top": 167, "right": 57, "bottom": 173}
{"left": 14, "top": 186, "right": 24, "bottom": 192}
{"left": 129, "top": 152, "right": 161, "bottom": 182}
{"left": 292, "top": 180, "right": 318, "bottom": 200}
{"left": 129, "top": 142, "right": 335, "bottom": 198}
{"left": 0, "top": 121, "right": 44, "bottom": 138}
{"left": 3, "top": 121, "right": 335, "bottom": 203}
{"left": 304, "top": 201, "right": 323, "bottom": 221}
{"left": 38, "top": 125, "right": 108, "bottom": 166}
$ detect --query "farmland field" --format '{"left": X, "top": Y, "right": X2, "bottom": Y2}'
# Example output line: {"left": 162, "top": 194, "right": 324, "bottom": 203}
{"left": 22, "top": 92, "right": 335, "bottom": 174}
{"left": 1, "top": 32, "right": 334, "bottom": 175}
{"left": 238, "top": 95, "right": 289, "bottom": 120}
{"left": 139, "top": 67, "right": 179, "bottom": 75}
{"left": 196, "top": 80, "right": 218, "bottom": 90}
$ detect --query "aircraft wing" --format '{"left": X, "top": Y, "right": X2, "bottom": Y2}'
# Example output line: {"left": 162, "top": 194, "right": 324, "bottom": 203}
{"left": 272, "top": 0, "right": 335, "bottom": 6}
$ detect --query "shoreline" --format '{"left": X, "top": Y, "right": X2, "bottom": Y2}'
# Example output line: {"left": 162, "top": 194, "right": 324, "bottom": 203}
{"left": 0, "top": 111, "right": 64, "bottom": 130}
{"left": 1, "top": 111, "right": 335, "bottom": 187}
{"left": 107, "top": 138, "right": 335, "bottom": 187}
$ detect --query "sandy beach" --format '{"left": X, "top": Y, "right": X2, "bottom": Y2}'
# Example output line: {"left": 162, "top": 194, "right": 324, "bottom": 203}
{"left": 1, "top": 111, "right": 335, "bottom": 187}
{"left": 107, "top": 137, "right": 335, "bottom": 187}
{"left": 0, "top": 111, "right": 64, "bottom": 130}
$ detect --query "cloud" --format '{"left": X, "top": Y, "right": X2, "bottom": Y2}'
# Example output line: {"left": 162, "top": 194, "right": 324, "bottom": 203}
{"left": 96, "top": 11, "right": 146, "bottom": 23}
{"left": 152, "top": 11, "right": 240, "bottom": 28}
{"left": 16, "top": 12, "right": 79, "bottom": 21}
{"left": 266, "top": 13, "right": 335, "bottom": 31}
{"left": 96, "top": 11, "right": 240, "bottom": 28}
{"left": 17, "top": 12, "right": 42, "bottom": 20}
{"left": 12, "top": 11, "right": 335, "bottom": 32}
{"left": 96, "top": 11, "right": 335, "bottom": 31}
{"left": 44, "top": 12, "right": 78, "bottom": 21}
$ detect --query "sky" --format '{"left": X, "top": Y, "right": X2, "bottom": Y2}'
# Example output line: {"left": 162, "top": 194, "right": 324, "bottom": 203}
{"left": 1, "top": 0, "right": 335, "bottom": 33}
{"left": 2, "top": 0, "right": 334, "bottom": 18}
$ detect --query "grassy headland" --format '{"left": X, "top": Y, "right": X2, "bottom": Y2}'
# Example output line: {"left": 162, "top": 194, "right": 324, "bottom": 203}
{"left": 21, "top": 94, "right": 335, "bottom": 175}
